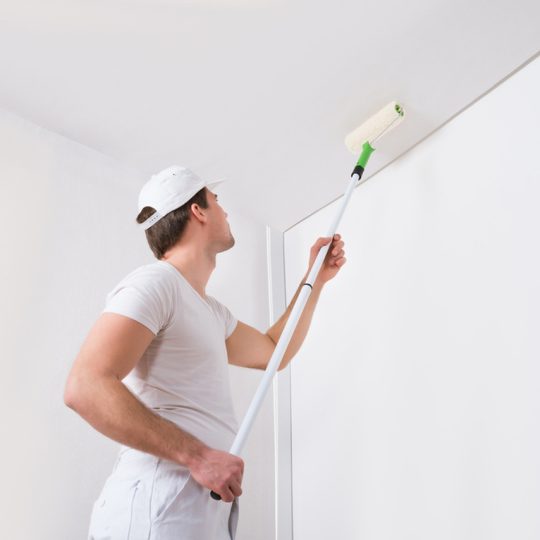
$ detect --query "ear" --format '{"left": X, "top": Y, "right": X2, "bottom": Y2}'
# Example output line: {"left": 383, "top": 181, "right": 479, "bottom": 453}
{"left": 190, "top": 202, "right": 208, "bottom": 224}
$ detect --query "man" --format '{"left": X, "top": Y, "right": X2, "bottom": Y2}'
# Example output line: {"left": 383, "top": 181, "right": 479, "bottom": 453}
{"left": 64, "top": 165, "right": 346, "bottom": 539}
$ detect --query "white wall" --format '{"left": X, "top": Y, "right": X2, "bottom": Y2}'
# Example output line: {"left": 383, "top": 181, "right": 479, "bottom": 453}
{"left": 0, "top": 109, "right": 275, "bottom": 540}
{"left": 283, "top": 58, "right": 540, "bottom": 539}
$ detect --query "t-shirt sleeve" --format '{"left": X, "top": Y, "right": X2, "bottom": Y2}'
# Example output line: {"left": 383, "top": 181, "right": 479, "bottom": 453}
{"left": 102, "top": 270, "right": 175, "bottom": 336}
{"left": 211, "top": 297, "right": 238, "bottom": 339}
{"left": 223, "top": 304, "right": 238, "bottom": 339}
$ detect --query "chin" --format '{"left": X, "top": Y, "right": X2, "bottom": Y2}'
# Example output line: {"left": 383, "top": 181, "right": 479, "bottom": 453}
{"left": 218, "top": 233, "right": 235, "bottom": 252}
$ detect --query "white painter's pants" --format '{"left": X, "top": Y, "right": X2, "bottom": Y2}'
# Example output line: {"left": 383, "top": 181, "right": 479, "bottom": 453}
{"left": 88, "top": 447, "right": 239, "bottom": 540}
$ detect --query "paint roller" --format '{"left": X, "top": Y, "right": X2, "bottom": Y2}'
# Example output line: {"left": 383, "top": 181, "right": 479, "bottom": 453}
{"left": 210, "top": 101, "right": 405, "bottom": 500}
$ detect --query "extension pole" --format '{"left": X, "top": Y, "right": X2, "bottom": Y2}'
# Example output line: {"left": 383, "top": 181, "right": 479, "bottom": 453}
{"left": 210, "top": 142, "right": 375, "bottom": 500}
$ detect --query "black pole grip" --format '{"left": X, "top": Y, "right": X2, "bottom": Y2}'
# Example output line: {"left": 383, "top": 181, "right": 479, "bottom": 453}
{"left": 210, "top": 490, "right": 222, "bottom": 500}
{"left": 351, "top": 164, "right": 365, "bottom": 180}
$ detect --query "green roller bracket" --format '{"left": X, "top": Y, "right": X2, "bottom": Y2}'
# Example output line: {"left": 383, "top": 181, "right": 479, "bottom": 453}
{"left": 356, "top": 141, "right": 375, "bottom": 169}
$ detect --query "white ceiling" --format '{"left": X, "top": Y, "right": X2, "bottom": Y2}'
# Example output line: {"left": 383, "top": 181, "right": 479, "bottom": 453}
{"left": 1, "top": 0, "right": 538, "bottom": 231}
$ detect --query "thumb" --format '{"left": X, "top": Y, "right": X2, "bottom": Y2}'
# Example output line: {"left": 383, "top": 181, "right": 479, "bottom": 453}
{"left": 317, "top": 236, "right": 332, "bottom": 245}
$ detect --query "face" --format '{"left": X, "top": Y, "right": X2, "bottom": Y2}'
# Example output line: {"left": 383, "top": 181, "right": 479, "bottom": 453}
{"left": 207, "top": 189, "right": 235, "bottom": 251}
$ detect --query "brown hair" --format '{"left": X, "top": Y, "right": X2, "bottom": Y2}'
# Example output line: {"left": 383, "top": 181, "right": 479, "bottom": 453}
{"left": 135, "top": 187, "right": 209, "bottom": 259}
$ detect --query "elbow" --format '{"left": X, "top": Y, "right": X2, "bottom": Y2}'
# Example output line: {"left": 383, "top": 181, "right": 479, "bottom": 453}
{"left": 63, "top": 373, "right": 85, "bottom": 411}
{"left": 277, "top": 353, "right": 295, "bottom": 372}
{"left": 63, "top": 379, "right": 77, "bottom": 410}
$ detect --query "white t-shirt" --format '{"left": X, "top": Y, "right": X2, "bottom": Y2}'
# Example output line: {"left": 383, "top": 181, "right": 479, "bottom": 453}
{"left": 102, "top": 259, "right": 239, "bottom": 452}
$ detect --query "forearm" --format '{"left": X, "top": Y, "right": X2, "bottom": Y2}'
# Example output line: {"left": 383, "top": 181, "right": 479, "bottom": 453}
{"left": 66, "top": 376, "right": 206, "bottom": 468}
{"left": 266, "top": 270, "right": 324, "bottom": 370}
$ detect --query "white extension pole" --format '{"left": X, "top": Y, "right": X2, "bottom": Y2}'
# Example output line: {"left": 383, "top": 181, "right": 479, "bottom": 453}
{"left": 230, "top": 172, "right": 360, "bottom": 457}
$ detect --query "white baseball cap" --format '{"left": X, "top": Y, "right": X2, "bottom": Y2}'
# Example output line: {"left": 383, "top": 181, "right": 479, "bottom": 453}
{"left": 138, "top": 165, "right": 226, "bottom": 230}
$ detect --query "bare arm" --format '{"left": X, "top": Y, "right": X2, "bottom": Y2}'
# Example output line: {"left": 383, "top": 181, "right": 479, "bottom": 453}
{"left": 265, "top": 270, "right": 324, "bottom": 370}
{"left": 64, "top": 312, "right": 243, "bottom": 502}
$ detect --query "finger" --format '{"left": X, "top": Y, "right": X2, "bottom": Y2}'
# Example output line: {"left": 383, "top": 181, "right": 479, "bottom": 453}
{"left": 321, "top": 233, "right": 341, "bottom": 243}
{"left": 331, "top": 242, "right": 344, "bottom": 255}
{"left": 218, "top": 485, "right": 235, "bottom": 503}
{"left": 328, "top": 247, "right": 344, "bottom": 259}
{"left": 229, "top": 480, "right": 243, "bottom": 498}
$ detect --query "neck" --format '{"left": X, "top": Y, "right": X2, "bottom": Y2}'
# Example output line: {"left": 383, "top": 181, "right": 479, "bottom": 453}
{"left": 161, "top": 246, "right": 216, "bottom": 299}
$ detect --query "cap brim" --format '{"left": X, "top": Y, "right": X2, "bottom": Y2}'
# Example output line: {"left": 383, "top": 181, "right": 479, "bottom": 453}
{"left": 207, "top": 178, "right": 226, "bottom": 190}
